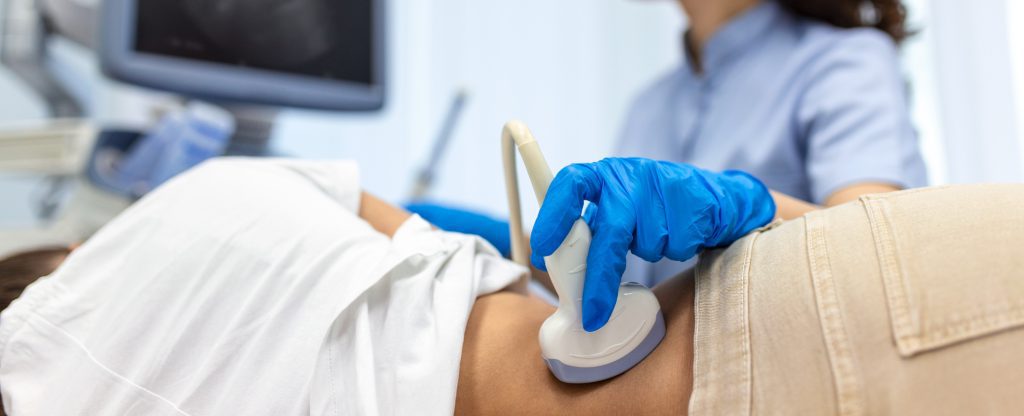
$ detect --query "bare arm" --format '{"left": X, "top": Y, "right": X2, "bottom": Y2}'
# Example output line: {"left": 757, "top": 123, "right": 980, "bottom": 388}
{"left": 824, "top": 183, "right": 903, "bottom": 206}
{"left": 455, "top": 183, "right": 905, "bottom": 414}
{"left": 360, "top": 192, "right": 531, "bottom": 294}
{"left": 527, "top": 182, "right": 903, "bottom": 290}
{"left": 772, "top": 182, "right": 902, "bottom": 220}
{"left": 358, "top": 192, "right": 411, "bottom": 238}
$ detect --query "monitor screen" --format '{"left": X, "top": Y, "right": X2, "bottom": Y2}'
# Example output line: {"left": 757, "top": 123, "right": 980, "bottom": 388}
{"left": 100, "top": 0, "right": 384, "bottom": 111}
{"left": 134, "top": 0, "right": 374, "bottom": 86}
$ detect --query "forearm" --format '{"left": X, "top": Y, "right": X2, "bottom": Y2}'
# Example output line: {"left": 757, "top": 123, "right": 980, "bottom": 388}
{"left": 358, "top": 192, "right": 411, "bottom": 238}
{"left": 529, "top": 187, "right": 818, "bottom": 285}
{"left": 529, "top": 188, "right": 819, "bottom": 287}
{"left": 527, "top": 183, "right": 903, "bottom": 290}
{"left": 360, "top": 193, "right": 532, "bottom": 293}
{"left": 526, "top": 188, "right": 812, "bottom": 286}
{"left": 772, "top": 182, "right": 903, "bottom": 220}
{"left": 771, "top": 191, "right": 821, "bottom": 220}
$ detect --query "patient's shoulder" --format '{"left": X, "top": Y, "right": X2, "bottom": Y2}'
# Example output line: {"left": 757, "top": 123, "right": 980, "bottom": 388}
{"left": 143, "top": 157, "right": 363, "bottom": 215}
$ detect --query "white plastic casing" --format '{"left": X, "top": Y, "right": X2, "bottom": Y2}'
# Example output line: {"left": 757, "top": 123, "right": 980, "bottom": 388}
{"left": 502, "top": 120, "right": 662, "bottom": 380}
{"left": 538, "top": 219, "right": 663, "bottom": 369}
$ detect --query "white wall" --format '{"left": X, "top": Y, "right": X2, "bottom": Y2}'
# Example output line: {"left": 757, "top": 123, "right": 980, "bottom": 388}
{"left": 922, "top": 0, "right": 1022, "bottom": 183}
{"left": 7, "top": 0, "right": 1024, "bottom": 225}
{"left": 1008, "top": 1, "right": 1024, "bottom": 180}
{"left": 0, "top": 0, "right": 682, "bottom": 227}
{"left": 272, "top": 0, "right": 682, "bottom": 221}
{"left": 0, "top": 1, "right": 47, "bottom": 226}
{"left": 274, "top": 0, "right": 1024, "bottom": 217}
{"left": 901, "top": 0, "right": 947, "bottom": 185}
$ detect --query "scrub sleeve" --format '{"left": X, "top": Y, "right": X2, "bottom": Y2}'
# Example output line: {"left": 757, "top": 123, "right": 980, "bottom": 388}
{"left": 798, "top": 31, "right": 927, "bottom": 204}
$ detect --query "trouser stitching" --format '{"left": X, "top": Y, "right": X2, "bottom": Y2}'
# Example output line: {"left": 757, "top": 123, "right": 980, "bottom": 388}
{"left": 738, "top": 231, "right": 757, "bottom": 416}
{"left": 689, "top": 232, "right": 758, "bottom": 415}
{"left": 861, "top": 197, "right": 918, "bottom": 355}
{"left": 806, "top": 212, "right": 866, "bottom": 416}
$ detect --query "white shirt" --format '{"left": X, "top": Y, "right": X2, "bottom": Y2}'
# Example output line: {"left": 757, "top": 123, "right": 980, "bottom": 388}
{"left": 0, "top": 159, "right": 524, "bottom": 415}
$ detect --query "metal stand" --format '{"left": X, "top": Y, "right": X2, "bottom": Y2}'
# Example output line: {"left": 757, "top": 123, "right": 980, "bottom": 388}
{"left": 221, "top": 105, "right": 279, "bottom": 157}
{"left": 1, "top": 0, "right": 84, "bottom": 118}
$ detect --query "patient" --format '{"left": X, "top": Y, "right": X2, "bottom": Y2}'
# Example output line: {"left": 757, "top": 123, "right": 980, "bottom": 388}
{"left": 2, "top": 159, "right": 1024, "bottom": 415}
{"left": 0, "top": 161, "right": 693, "bottom": 415}
{"left": 0, "top": 208, "right": 694, "bottom": 416}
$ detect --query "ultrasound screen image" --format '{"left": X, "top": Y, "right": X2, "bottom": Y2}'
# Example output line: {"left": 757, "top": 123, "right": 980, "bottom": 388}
{"left": 134, "top": 0, "right": 374, "bottom": 85}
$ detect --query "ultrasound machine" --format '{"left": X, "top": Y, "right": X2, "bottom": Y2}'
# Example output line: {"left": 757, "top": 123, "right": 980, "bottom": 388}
{"left": 0, "top": 0, "right": 386, "bottom": 255}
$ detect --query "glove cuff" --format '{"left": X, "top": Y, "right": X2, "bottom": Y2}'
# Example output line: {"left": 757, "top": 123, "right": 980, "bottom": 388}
{"left": 706, "top": 170, "right": 776, "bottom": 247}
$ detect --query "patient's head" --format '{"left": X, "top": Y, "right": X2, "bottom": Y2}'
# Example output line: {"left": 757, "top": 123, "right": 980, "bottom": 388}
{"left": 0, "top": 247, "right": 71, "bottom": 311}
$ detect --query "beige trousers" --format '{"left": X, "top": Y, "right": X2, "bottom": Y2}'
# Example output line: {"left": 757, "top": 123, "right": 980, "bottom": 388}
{"left": 689, "top": 185, "right": 1024, "bottom": 415}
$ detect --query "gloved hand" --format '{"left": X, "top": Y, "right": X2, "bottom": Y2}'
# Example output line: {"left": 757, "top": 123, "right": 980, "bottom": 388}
{"left": 405, "top": 202, "right": 512, "bottom": 257}
{"left": 530, "top": 158, "right": 775, "bottom": 331}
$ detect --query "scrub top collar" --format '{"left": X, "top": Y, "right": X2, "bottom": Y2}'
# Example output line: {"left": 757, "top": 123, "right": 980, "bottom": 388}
{"left": 682, "top": 0, "right": 785, "bottom": 77}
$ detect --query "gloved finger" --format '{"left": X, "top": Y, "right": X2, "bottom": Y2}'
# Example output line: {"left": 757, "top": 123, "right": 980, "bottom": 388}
{"left": 661, "top": 168, "right": 715, "bottom": 261}
{"left": 662, "top": 207, "right": 709, "bottom": 262}
{"left": 531, "top": 164, "right": 602, "bottom": 263}
{"left": 533, "top": 203, "right": 599, "bottom": 271}
{"left": 629, "top": 195, "right": 668, "bottom": 263}
{"left": 530, "top": 250, "right": 547, "bottom": 272}
{"left": 582, "top": 203, "right": 599, "bottom": 230}
{"left": 581, "top": 195, "right": 635, "bottom": 332}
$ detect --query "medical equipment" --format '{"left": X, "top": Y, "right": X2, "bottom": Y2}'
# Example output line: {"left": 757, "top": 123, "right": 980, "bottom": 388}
{"left": 0, "top": 120, "right": 132, "bottom": 258}
{"left": 501, "top": 120, "right": 665, "bottom": 383}
{"left": 99, "top": 0, "right": 386, "bottom": 111}
{"left": 0, "top": 119, "right": 94, "bottom": 221}
{"left": 408, "top": 90, "right": 469, "bottom": 200}
{"left": 1, "top": 0, "right": 86, "bottom": 118}
{"left": 0, "top": 120, "right": 95, "bottom": 174}
{"left": 119, "top": 102, "right": 236, "bottom": 192}
{"left": 531, "top": 158, "right": 778, "bottom": 331}
{"left": 0, "top": 0, "right": 387, "bottom": 256}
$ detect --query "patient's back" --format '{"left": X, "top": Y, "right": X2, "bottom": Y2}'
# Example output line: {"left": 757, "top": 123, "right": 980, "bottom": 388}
{"left": 455, "top": 273, "right": 696, "bottom": 415}
{"left": 0, "top": 159, "right": 522, "bottom": 415}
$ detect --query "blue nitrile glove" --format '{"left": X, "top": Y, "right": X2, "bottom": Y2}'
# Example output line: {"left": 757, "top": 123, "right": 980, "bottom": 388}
{"left": 530, "top": 158, "right": 776, "bottom": 332}
{"left": 405, "top": 202, "right": 512, "bottom": 257}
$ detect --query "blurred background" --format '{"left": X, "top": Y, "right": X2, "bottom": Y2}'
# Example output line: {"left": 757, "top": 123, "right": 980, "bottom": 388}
{"left": 1, "top": 0, "right": 1022, "bottom": 248}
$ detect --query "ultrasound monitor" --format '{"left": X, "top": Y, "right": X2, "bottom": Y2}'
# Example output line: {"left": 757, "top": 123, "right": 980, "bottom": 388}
{"left": 99, "top": 0, "right": 385, "bottom": 111}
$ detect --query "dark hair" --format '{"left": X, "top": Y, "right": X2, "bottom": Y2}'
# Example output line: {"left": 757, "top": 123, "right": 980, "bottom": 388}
{"left": 776, "top": 0, "right": 912, "bottom": 44}
{"left": 0, "top": 247, "right": 70, "bottom": 312}
{"left": 0, "top": 248, "right": 68, "bottom": 415}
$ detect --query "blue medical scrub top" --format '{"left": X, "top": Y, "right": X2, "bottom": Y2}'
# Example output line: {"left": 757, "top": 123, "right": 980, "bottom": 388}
{"left": 617, "top": 0, "right": 928, "bottom": 286}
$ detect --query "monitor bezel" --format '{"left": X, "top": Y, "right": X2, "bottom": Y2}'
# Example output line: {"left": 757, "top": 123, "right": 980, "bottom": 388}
{"left": 99, "top": 0, "right": 386, "bottom": 111}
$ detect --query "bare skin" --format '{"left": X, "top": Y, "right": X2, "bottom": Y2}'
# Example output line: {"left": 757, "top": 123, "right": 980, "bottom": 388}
{"left": 360, "top": 2, "right": 907, "bottom": 410}
{"left": 772, "top": 182, "right": 902, "bottom": 219}
{"left": 15, "top": 188, "right": 890, "bottom": 414}
{"left": 685, "top": 1, "right": 760, "bottom": 43}
{"left": 447, "top": 183, "right": 895, "bottom": 414}
{"left": 527, "top": 183, "right": 900, "bottom": 293}
{"left": 443, "top": 180, "right": 899, "bottom": 413}
{"left": 679, "top": 0, "right": 762, "bottom": 72}
{"left": 358, "top": 192, "right": 696, "bottom": 414}
{"left": 359, "top": 192, "right": 413, "bottom": 237}
{"left": 455, "top": 269, "right": 695, "bottom": 415}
